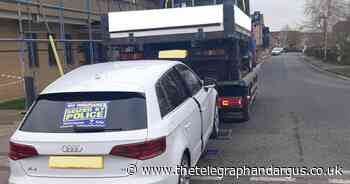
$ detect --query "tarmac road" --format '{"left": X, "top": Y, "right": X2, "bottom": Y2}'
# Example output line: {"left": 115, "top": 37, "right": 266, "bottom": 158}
{"left": 193, "top": 53, "right": 350, "bottom": 184}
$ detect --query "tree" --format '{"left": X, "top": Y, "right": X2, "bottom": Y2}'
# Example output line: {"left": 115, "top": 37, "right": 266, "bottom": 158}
{"left": 304, "top": 0, "right": 350, "bottom": 31}
{"left": 303, "top": 0, "right": 350, "bottom": 60}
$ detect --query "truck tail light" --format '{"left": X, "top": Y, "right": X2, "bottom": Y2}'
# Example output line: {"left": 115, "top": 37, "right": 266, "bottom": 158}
{"left": 110, "top": 137, "right": 166, "bottom": 160}
{"left": 9, "top": 142, "right": 38, "bottom": 161}
{"left": 218, "top": 97, "right": 242, "bottom": 108}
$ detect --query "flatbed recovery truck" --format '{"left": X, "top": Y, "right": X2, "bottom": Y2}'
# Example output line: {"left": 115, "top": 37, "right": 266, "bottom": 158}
{"left": 105, "top": 0, "right": 260, "bottom": 121}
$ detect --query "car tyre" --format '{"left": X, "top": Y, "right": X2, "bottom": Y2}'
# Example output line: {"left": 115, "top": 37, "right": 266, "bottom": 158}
{"left": 210, "top": 106, "right": 219, "bottom": 139}
{"left": 178, "top": 153, "right": 191, "bottom": 184}
{"left": 242, "top": 102, "right": 250, "bottom": 122}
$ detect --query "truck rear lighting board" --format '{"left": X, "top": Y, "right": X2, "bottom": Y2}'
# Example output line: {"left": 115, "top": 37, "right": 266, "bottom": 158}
{"left": 158, "top": 50, "right": 188, "bottom": 59}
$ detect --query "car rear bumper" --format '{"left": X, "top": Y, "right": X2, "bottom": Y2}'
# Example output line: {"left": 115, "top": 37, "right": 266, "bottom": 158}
{"left": 219, "top": 108, "right": 243, "bottom": 119}
{"left": 9, "top": 175, "right": 176, "bottom": 184}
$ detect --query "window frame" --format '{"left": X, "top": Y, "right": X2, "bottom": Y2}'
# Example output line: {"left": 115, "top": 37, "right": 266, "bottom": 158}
{"left": 174, "top": 64, "right": 203, "bottom": 97}
{"left": 156, "top": 82, "right": 172, "bottom": 117}
{"left": 155, "top": 67, "right": 192, "bottom": 118}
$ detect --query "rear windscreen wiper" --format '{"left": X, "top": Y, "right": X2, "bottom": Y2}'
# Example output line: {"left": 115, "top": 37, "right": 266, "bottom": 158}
{"left": 72, "top": 126, "right": 123, "bottom": 132}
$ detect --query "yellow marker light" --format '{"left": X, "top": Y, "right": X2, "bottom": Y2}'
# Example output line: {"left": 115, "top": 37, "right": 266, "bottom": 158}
{"left": 158, "top": 50, "right": 188, "bottom": 59}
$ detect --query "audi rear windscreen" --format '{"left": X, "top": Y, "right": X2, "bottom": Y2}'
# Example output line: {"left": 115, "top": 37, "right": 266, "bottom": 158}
{"left": 20, "top": 92, "right": 147, "bottom": 133}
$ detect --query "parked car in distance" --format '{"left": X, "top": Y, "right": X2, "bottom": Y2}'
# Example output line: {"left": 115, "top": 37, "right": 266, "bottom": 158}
{"left": 9, "top": 60, "right": 219, "bottom": 184}
{"left": 271, "top": 48, "right": 284, "bottom": 56}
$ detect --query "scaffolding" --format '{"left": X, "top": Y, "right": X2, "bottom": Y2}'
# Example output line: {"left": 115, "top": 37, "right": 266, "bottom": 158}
{"left": 0, "top": 0, "right": 149, "bottom": 108}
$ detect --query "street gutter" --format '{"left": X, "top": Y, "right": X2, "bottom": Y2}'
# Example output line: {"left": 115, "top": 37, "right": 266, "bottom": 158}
{"left": 300, "top": 55, "right": 350, "bottom": 81}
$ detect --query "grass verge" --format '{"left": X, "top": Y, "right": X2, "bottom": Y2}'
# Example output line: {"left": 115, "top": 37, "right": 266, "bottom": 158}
{"left": 0, "top": 98, "right": 25, "bottom": 110}
{"left": 328, "top": 68, "right": 350, "bottom": 78}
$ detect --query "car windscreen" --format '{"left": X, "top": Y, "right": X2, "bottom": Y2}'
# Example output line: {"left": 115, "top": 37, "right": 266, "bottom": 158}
{"left": 20, "top": 92, "right": 147, "bottom": 133}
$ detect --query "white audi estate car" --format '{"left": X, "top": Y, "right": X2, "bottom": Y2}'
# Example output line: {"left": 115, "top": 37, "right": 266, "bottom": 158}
{"left": 9, "top": 60, "right": 219, "bottom": 184}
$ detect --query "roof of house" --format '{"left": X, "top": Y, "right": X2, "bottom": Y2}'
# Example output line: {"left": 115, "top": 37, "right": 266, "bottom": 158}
{"left": 333, "top": 20, "right": 350, "bottom": 33}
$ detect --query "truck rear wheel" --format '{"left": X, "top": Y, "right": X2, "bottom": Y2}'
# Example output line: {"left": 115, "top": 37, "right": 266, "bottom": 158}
{"left": 242, "top": 102, "right": 250, "bottom": 122}
{"left": 210, "top": 106, "right": 219, "bottom": 139}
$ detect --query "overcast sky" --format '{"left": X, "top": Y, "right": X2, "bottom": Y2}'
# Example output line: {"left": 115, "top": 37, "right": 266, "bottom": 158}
{"left": 250, "top": 0, "right": 306, "bottom": 31}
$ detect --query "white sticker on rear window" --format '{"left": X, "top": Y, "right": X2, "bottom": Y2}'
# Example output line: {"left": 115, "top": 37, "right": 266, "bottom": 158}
{"left": 61, "top": 102, "right": 108, "bottom": 128}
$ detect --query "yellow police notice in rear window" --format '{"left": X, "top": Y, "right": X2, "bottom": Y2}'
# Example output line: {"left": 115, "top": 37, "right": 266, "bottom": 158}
{"left": 61, "top": 102, "right": 108, "bottom": 128}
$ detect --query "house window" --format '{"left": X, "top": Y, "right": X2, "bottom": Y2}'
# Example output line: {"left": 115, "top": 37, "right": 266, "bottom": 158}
{"left": 26, "top": 33, "right": 39, "bottom": 68}
{"left": 65, "top": 34, "right": 74, "bottom": 65}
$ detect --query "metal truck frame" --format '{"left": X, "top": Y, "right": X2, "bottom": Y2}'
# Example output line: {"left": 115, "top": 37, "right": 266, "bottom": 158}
{"left": 104, "top": 0, "right": 260, "bottom": 121}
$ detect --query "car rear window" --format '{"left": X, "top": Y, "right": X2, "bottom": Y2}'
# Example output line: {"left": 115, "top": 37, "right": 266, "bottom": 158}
{"left": 217, "top": 85, "right": 247, "bottom": 97}
{"left": 20, "top": 92, "right": 147, "bottom": 133}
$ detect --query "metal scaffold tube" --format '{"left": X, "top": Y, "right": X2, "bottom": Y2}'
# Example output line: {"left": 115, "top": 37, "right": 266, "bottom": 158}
{"left": 59, "top": 0, "right": 67, "bottom": 70}
{"left": 86, "top": 0, "right": 94, "bottom": 64}
{"left": 8, "top": 0, "right": 103, "bottom": 107}
{"left": 0, "top": 0, "right": 122, "bottom": 109}
{"left": 0, "top": 38, "right": 103, "bottom": 42}
{"left": 17, "top": 2, "right": 36, "bottom": 109}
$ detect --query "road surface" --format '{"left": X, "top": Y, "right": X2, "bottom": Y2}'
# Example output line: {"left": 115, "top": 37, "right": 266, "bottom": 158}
{"left": 193, "top": 53, "right": 350, "bottom": 184}
{"left": 0, "top": 110, "right": 20, "bottom": 184}
{"left": 1, "top": 53, "right": 350, "bottom": 184}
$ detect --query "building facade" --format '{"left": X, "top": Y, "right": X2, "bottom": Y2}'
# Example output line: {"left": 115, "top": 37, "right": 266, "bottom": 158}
{"left": 0, "top": 0, "right": 160, "bottom": 101}
{"left": 252, "top": 11, "right": 264, "bottom": 48}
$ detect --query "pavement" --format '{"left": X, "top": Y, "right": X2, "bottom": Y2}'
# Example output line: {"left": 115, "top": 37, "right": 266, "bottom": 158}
{"left": 301, "top": 56, "right": 350, "bottom": 80}
{"left": 0, "top": 110, "right": 21, "bottom": 184}
{"left": 0, "top": 53, "right": 350, "bottom": 183}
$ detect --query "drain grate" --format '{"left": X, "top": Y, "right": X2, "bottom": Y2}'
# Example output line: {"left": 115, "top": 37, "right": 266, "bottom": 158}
{"left": 217, "top": 129, "right": 232, "bottom": 140}
{"left": 205, "top": 149, "right": 219, "bottom": 156}
{"left": 202, "top": 148, "right": 219, "bottom": 160}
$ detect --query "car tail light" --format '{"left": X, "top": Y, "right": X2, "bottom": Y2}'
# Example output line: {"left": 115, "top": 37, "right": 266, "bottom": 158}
{"left": 9, "top": 142, "right": 38, "bottom": 161}
{"left": 110, "top": 137, "right": 166, "bottom": 160}
{"left": 218, "top": 97, "right": 242, "bottom": 108}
